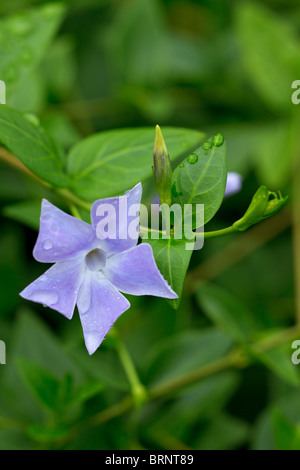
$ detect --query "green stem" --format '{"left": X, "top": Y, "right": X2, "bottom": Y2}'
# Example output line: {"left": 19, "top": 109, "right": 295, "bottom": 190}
{"left": 56, "top": 188, "right": 91, "bottom": 212}
{"left": 197, "top": 225, "right": 238, "bottom": 239}
{"left": 113, "top": 331, "right": 148, "bottom": 407}
{"left": 83, "top": 324, "right": 300, "bottom": 431}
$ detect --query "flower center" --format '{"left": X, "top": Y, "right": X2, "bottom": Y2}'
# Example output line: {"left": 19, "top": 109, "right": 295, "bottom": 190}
{"left": 85, "top": 248, "right": 106, "bottom": 272}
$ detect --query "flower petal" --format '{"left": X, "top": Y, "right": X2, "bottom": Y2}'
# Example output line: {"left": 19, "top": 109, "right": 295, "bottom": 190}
{"left": 225, "top": 172, "right": 243, "bottom": 197}
{"left": 90, "top": 183, "right": 142, "bottom": 254}
{"left": 20, "top": 257, "right": 85, "bottom": 319}
{"left": 33, "top": 199, "right": 96, "bottom": 263}
{"left": 77, "top": 271, "right": 130, "bottom": 355}
{"left": 105, "top": 243, "right": 178, "bottom": 299}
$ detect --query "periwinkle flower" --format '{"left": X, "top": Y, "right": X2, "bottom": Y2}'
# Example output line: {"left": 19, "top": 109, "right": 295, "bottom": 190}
{"left": 225, "top": 172, "right": 243, "bottom": 197}
{"left": 20, "top": 183, "right": 177, "bottom": 354}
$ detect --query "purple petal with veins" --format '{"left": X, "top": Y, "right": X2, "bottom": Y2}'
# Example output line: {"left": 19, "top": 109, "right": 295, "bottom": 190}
{"left": 91, "top": 183, "right": 142, "bottom": 254}
{"left": 104, "top": 243, "right": 177, "bottom": 299}
{"left": 20, "top": 183, "right": 177, "bottom": 354}
{"left": 34, "top": 199, "right": 96, "bottom": 263}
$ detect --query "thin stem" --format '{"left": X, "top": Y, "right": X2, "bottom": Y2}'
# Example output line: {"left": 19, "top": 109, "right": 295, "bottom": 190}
{"left": 69, "top": 204, "right": 82, "bottom": 220}
{"left": 81, "top": 324, "right": 300, "bottom": 434}
{"left": 113, "top": 332, "right": 148, "bottom": 407}
{"left": 56, "top": 188, "right": 91, "bottom": 212}
{"left": 197, "top": 225, "right": 238, "bottom": 239}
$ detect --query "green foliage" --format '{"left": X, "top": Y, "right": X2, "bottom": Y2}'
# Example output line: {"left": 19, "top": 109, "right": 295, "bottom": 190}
{"left": 235, "top": 1, "right": 300, "bottom": 112}
{"left": 67, "top": 127, "right": 204, "bottom": 200}
{"left": 0, "top": 106, "right": 68, "bottom": 186}
{"left": 144, "top": 237, "right": 194, "bottom": 309}
{"left": 0, "top": 0, "right": 298, "bottom": 451}
{"left": 0, "top": 3, "right": 65, "bottom": 102}
{"left": 171, "top": 134, "right": 227, "bottom": 226}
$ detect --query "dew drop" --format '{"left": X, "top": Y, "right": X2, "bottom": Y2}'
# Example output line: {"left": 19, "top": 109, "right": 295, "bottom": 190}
{"left": 179, "top": 162, "right": 184, "bottom": 168}
{"left": 187, "top": 153, "right": 198, "bottom": 164}
{"left": 202, "top": 141, "right": 212, "bottom": 150}
{"left": 43, "top": 239, "right": 53, "bottom": 250}
{"left": 43, "top": 213, "right": 52, "bottom": 221}
{"left": 32, "top": 290, "right": 58, "bottom": 306}
{"left": 50, "top": 223, "right": 58, "bottom": 233}
{"left": 40, "top": 275, "right": 47, "bottom": 282}
{"left": 212, "top": 132, "right": 224, "bottom": 147}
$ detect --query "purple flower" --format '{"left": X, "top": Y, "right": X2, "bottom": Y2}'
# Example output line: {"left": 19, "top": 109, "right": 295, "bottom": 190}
{"left": 20, "top": 183, "right": 177, "bottom": 355}
{"left": 225, "top": 172, "right": 243, "bottom": 197}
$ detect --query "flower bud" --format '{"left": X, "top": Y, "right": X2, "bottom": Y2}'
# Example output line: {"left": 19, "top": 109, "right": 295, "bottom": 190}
{"left": 153, "top": 125, "right": 172, "bottom": 205}
{"left": 233, "top": 186, "right": 288, "bottom": 231}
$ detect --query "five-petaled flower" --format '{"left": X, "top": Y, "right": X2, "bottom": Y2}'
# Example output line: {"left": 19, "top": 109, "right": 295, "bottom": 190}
{"left": 20, "top": 183, "right": 177, "bottom": 354}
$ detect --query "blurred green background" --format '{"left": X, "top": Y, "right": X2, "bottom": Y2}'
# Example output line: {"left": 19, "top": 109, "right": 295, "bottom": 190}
{"left": 0, "top": 0, "right": 299, "bottom": 450}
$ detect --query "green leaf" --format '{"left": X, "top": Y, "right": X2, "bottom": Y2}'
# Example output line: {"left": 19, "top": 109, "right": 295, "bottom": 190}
{"left": 235, "top": 2, "right": 300, "bottom": 112}
{"left": 0, "top": 106, "right": 68, "bottom": 187}
{"left": 16, "top": 358, "right": 60, "bottom": 410}
{"left": 68, "top": 380, "right": 104, "bottom": 408}
{"left": 17, "top": 358, "right": 104, "bottom": 413}
{"left": 3, "top": 199, "right": 41, "bottom": 230}
{"left": 144, "top": 328, "right": 233, "bottom": 389}
{"left": 252, "top": 391, "right": 300, "bottom": 450}
{"left": 26, "top": 423, "right": 70, "bottom": 443}
{"left": 194, "top": 412, "right": 249, "bottom": 450}
{"left": 255, "top": 340, "right": 300, "bottom": 387}
{"left": 141, "top": 372, "right": 240, "bottom": 446}
{"left": 0, "top": 3, "right": 65, "bottom": 100}
{"left": 171, "top": 134, "right": 227, "bottom": 226}
{"left": 67, "top": 127, "right": 204, "bottom": 200}
{"left": 196, "top": 282, "right": 259, "bottom": 344}
{"left": 144, "top": 237, "right": 194, "bottom": 309}
{"left": 272, "top": 409, "right": 300, "bottom": 450}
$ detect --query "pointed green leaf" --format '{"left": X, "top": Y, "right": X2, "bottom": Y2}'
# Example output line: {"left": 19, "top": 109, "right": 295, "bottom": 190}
{"left": 0, "top": 106, "right": 68, "bottom": 186}
{"left": 67, "top": 127, "right": 205, "bottom": 200}
{"left": 171, "top": 134, "right": 227, "bottom": 227}
{"left": 144, "top": 237, "right": 194, "bottom": 309}
{"left": 0, "top": 3, "right": 65, "bottom": 99}
{"left": 196, "top": 282, "right": 259, "bottom": 344}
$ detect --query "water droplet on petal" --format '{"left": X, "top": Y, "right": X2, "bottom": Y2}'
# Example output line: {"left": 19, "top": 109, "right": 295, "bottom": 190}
{"left": 43, "top": 239, "right": 53, "bottom": 250}
{"left": 50, "top": 223, "right": 58, "bottom": 233}
{"left": 202, "top": 141, "right": 212, "bottom": 150}
{"left": 43, "top": 213, "right": 52, "bottom": 221}
{"left": 187, "top": 153, "right": 198, "bottom": 164}
{"left": 40, "top": 275, "right": 47, "bottom": 281}
{"left": 212, "top": 132, "right": 224, "bottom": 147}
{"left": 85, "top": 331, "right": 101, "bottom": 354}
{"left": 32, "top": 290, "right": 58, "bottom": 306}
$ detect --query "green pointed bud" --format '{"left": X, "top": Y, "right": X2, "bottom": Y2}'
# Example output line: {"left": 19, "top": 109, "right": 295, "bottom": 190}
{"left": 233, "top": 186, "right": 288, "bottom": 231}
{"left": 153, "top": 125, "right": 172, "bottom": 205}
